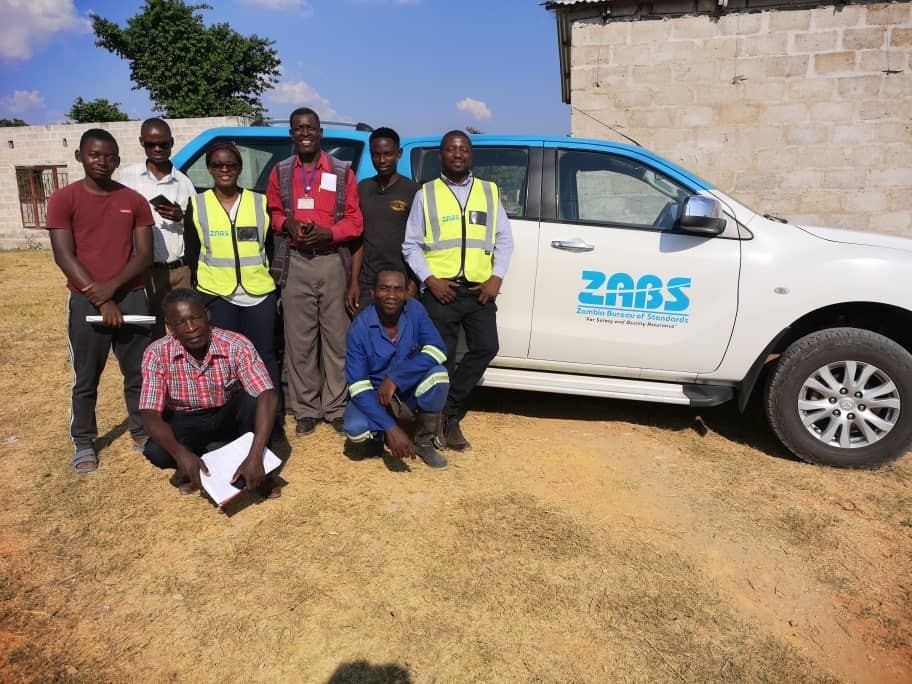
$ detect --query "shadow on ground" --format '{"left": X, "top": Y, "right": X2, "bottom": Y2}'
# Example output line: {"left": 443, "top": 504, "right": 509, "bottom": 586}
{"left": 96, "top": 418, "right": 129, "bottom": 452}
{"left": 469, "top": 386, "right": 799, "bottom": 464}
{"left": 327, "top": 660, "right": 411, "bottom": 684}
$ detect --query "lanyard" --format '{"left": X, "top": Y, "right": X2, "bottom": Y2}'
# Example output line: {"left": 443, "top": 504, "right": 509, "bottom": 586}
{"left": 301, "top": 163, "right": 319, "bottom": 196}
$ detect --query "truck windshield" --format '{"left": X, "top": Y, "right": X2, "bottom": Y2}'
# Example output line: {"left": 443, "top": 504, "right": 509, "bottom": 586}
{"left": 180, "top": 136, "right": 364, "bottom": 193}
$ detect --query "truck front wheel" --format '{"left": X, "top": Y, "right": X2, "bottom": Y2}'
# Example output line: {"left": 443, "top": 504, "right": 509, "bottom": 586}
{"left": 764, "top": 327, "right": 912, "bottom": 469}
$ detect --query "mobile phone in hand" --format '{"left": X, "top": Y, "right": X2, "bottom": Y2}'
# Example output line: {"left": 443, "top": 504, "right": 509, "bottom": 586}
{"left": 150, "top": 194, "right": 176, "bottom": 209}
{"left": 231, "top": 476, "right": 247, "bottom": 491}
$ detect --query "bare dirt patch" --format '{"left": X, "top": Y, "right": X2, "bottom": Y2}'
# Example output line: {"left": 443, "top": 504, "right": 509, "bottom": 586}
{"left": 1, "top": 251, "right": 910, "bottom": 682}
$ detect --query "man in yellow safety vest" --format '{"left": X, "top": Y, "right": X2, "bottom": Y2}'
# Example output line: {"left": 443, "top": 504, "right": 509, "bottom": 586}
{"left": 402, "top": 130, "right": 514, "bottom": 451}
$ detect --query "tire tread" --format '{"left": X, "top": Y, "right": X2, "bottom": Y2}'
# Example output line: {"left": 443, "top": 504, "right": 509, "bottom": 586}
{"left": 765, "top": 327, "right": 912, "bottom": 469}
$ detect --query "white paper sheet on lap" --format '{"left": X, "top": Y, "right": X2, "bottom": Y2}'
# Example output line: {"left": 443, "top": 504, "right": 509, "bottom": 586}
{"left": 200, "top": 432, "right": 281, "bottom": 507}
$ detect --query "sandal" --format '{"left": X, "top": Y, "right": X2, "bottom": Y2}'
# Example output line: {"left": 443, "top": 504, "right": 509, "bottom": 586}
{"left": 72, "top": 448, "right": 98, "bottom": 474}
{"left": 260, "top": 476, "right": 282, "bottom": 499}
{"left": 178, "top": 481, "right": 200, "bottom": 496}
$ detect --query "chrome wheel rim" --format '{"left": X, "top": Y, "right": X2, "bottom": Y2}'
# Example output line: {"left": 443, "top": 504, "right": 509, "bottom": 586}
{"left": 797, "top": 360, "right": 900, "bottom": 449}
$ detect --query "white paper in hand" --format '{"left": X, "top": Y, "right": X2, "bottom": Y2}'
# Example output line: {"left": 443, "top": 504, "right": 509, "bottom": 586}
{"left": 85, "top": 315, "right": 157, "bottom": 325}
{"left": 199, "top": 432, "right": 281, "bottom": 507}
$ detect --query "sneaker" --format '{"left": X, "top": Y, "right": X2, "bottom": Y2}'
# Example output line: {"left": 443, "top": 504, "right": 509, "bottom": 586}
{"left": 295, "top": 417, "right": 317, "bottom": 435}
{"left": 445, "top": 419, "right": 471, "bottom": 451}
{"left": 344, "top": 436, "right": 384, "bottom": 460}
{"left": 330, "top": 417, "right": 345, "bottom": 434}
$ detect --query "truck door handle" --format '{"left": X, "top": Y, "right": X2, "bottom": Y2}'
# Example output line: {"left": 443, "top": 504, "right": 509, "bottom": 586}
{"left": 551, "top": 239, "right": 594, "bottom": 252}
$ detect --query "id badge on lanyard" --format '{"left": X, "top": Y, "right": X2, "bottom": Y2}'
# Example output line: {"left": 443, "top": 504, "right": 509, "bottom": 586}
{"left": 298, "top": 164, "right": 319, "bottom": 212}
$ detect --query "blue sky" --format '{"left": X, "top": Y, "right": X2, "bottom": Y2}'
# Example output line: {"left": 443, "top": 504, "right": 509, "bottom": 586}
{"left": 0, "top": 0, "right": 570, "bottom": 136}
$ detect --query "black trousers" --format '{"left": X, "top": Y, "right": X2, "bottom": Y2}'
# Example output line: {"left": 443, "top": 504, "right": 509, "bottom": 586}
{"left": 206, "top": 292, "right": 282, "bottom": 417}
{"left": 143, "top": 391, "right": 257, "bottom": 469}
{"left": 421, "top": 283, "right": 498, "bottom": 420}
{"left": 67, "top": 289, "right": 151, "bottom": 449}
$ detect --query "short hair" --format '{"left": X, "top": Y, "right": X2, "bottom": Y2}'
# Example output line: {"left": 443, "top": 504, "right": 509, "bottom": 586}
{"left": 440, "top": 129, "right": 471, "bottom": 151}
{"left": 289, "top": 107, "right": 320, "bottom": 128}
{"left": 204, "top": 141, "right": 242, "bottom": 169}
{"left": 374, "top": 268, "right": 408, "bottom": 286}
{"left": 140, "top": 117, "right": 171, "bottom": 137}
{"left": 369, "top": 127, "right": 400, "bottom": 149}
{"left": 162, "top": 288, "right": 206, "bottom": 317}
{"left": 79, "top": 128, "right": 118, "bottom": 152}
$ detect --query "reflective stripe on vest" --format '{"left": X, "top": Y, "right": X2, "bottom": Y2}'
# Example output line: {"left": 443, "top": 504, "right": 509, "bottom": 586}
{"left": 422, "top": 178, "right": 498, "bottom": 282}
{"left": 192, "top": 190, "right": 275, "bottom": 297}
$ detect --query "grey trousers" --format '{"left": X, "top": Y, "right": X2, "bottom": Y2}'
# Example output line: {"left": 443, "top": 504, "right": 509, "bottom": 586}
{"left": 282, "top": 250, "right": 349, "bottom": 421}
{"left": 67, "top": 289, "right": 151, "bottom": 450}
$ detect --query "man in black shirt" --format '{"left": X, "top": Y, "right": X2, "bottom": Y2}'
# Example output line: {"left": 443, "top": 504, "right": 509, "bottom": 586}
{"left": 347, "top": 127, "right": 421, "bottom": 316}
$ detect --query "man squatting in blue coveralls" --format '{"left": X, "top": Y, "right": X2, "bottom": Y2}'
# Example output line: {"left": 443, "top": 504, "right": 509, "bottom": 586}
{"left": 343, "top": 268, "right": 450, "bottom": 469}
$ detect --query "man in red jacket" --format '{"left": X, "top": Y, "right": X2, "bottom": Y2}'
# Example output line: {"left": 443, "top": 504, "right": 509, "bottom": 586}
{"left": 266, "top": 108, "right": 363, "bottom": 435}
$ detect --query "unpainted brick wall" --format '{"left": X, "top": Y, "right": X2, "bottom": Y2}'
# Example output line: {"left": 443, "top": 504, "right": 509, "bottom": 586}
{"left": 568, "top": 2, "right": 912, "bottom": 233}
{"left": 0, "top": 117, "right": 250, "bottom": 250}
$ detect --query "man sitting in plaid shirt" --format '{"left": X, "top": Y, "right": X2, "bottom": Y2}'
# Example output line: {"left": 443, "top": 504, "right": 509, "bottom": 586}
{"left": 140, "top": 288, "right": 280, "bottom": 497}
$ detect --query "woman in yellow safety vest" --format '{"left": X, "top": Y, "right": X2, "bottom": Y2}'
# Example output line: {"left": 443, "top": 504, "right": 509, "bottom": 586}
{"left": 184, "top": 142, "right": 281, "bottom": 422}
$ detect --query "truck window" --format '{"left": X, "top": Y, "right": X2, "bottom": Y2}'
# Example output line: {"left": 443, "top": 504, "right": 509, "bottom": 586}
{"left": 181, "top": 137, "right": 364, "bottom": 193}
{"left": 557, "top": 149, "right": 689, "bottom": 230}
{"left": 410, "top": 146, "right": 530, "bottom": 219}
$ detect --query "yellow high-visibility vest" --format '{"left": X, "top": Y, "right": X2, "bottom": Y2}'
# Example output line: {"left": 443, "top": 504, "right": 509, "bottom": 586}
{"left": 421, "top": 177, "right": 499, "bottom": 283}
{"left": 190, "top": 189, "right": 275, "bottom": 297}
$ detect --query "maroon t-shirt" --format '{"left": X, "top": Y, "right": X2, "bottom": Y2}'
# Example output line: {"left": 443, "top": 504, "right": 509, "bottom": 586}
{"left": 46, "top": 180, "right": 154, "bottom": 293}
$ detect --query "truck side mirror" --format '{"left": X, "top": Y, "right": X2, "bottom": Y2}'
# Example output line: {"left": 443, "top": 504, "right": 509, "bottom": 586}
{"left": 679, "top": 195, "right": 726, "bottom": 236}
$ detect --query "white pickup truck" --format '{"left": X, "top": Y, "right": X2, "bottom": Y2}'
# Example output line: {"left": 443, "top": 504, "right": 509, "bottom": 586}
{"left": 175, "top": 128, "right": 912, "bottom": 469}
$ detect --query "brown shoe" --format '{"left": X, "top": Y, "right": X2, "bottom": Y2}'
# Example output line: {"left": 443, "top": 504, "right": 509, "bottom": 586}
{"left": 445, "top": 419, "right": 471, "bottom": 451}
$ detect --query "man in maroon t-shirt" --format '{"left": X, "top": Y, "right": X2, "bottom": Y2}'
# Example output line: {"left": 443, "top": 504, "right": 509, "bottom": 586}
{"left": 46, "top": 128, "right": 154, "bottom": 473}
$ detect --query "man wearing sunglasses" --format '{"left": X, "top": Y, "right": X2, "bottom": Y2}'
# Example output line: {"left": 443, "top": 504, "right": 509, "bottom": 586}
{"left": 119, "top": 118, "right": 196, "bottom": 338}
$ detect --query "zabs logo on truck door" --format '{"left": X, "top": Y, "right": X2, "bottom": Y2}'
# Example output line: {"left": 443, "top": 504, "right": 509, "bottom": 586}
{"left": 576, "top": 271, "right": 692, "bottom": 330}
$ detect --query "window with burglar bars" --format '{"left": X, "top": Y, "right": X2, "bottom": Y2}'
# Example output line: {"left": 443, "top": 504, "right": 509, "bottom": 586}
{"left": 16, "top": 165, "right": 68, "bottom": 229}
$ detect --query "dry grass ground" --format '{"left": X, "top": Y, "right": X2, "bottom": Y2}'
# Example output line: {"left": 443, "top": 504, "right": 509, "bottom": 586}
{"left": 1, "top": 250, "right": 911, "bottom": 683}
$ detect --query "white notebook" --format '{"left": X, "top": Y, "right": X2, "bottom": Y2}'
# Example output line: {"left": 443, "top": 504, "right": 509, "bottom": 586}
{"left": 199, "top": 432, "right": 281, "bottom": 507}
{"left": 85, "top": 315, "right": 157, "bottom": 325}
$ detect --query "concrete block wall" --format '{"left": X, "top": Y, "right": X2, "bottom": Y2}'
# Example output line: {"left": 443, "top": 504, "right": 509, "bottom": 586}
{"left": 568, "top": 2, "right": 912, "bottom": 234}
{"left": 0, "top": 116, "right": 250, "bottom": 250}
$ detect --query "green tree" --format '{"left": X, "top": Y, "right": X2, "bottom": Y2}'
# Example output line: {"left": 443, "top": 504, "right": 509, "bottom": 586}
{"left": 92, "top": 0, "right": 281, "bottom": 119}
{"left": 0, "top": 118, "right": 28, "bottom": 127}
{"left": 67, "top": 97, "right": 130, "bottom": 123}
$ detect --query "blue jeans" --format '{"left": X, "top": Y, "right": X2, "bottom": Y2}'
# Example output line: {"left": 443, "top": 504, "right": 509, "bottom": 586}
{"left": 343, "top": 364, "right": 449, "bottom": 442}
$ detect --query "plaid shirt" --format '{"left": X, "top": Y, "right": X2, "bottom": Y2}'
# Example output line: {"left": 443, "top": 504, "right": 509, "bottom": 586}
{"left": 140, "top": 327, "right": 274, "bottom": 413}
